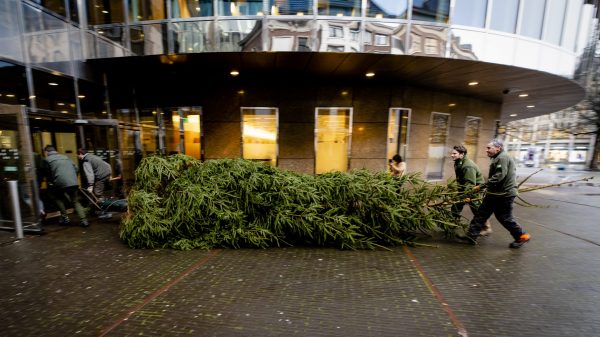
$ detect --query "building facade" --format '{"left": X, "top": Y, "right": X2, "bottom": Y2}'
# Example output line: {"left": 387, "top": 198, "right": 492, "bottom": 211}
{"left": 0, "top": 0, "right": 598, "bottom": 228}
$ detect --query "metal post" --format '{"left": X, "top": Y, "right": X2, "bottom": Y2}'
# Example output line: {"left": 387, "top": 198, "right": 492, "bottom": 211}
{"left": 8, "top": 180, "right": 24, "bottom": 240}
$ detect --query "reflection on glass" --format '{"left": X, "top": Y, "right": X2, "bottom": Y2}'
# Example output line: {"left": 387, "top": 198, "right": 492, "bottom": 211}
{"left": 318, "top": 20, "right": 361, "bottom": 52}
{"left": 367, "top": 0, "right": 408, "bottom": 18}
{"left": 218, "top": 20, "right": 260, "bottom": 51}
{"left": 219, "top": 0, "right": 263, "bottom": 16}
{"left": 171, "top": 0, "right": 213, "bottom": 17}
{"left": 174, "top": 21, "right": 214, "bottom": 53}
{"left": 266, "top": 20, "right": 314, "bottom": 51}
{"left": 452, "top": 0, "right": 486, "bottom": 28}
{"left": 130, "top": 24, "right": 166, "bottom": 55}
{"left": 318, "top": 0, "right": 361, "bottom": 17}
{"left": 464, "top": 117, "right": 481, "bottom": 158}
{"left": 129, "top": 0, "right": 166, "bottom": 21}
{"left": 387, "top": 108, "right": 410, "bottom": 161}
{"left": 315, "top": 108, "right": 352, "bottom": 174}
{"left": 412, "top": 0, "right": 449, "bottom": 23}
{"left": 408, "top": 25, "right": 447, "bottom": 56}
{"left": 364, "top": 22, "right": 403, "bottom": 53}
{"left": 426, "top": 112, "right": 449, "bottom": 180}
{"left": 490, "top": 0, "right": 518, "bottom": 33}
{"left": 543, "top": 0, "right": 566, "bottom": 45}
{"left": 242, "top": 108, "right": 278, "bottom": 166}
{"left": 87, "top": 0, "right": 125, "bottom": 25}
{"left": 269, "top": 0, "right": 314, "bottom": 15}
{"left": 520, "top": 0, "right": 545, "bottom": 39}
{"left": 166, "top": 108, "right": 202, "bottom": 159}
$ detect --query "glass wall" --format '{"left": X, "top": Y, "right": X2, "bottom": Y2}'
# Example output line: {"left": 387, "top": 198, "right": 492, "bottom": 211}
{"left": 464, "top": 116, "right": 481, "bottom": 159}
{"left": 520, "top": 0, "right": 545, "bottom": 39}
{"left": 386, "top": 108, "right": 410, "bottom": 161}
{"left": 87, "top": 0, "right": 125, "bottom": 25}
{"left": 367, "top": 0, "right": 408, "bottom": 19}
{"left": 242, "top": 107, "right": 278, "bottom": 166}
{"left": 172, "top": 0, "right": 214, "bottom": 17}
{"left": 412, "top": 0, "right": 449, "bottom": 23}
{"left": 219, "top": 0, "right": 264, "bottom": 16}
{"left": 315, "top": 107, "right": 352, "bottom": 174}
{"left": 489, "top": 0, "right": 519, "bottom": 33}
{"left": 543, "top": 0, "right": 567, "bottom": 45}
{"left": 318, "top": 0, "right": 361, "bottom": 17}
{"left": 452, "top": 0, "right": 486, "bottom": 28}
{"left": 129, "top": 0, "right": 166, "bottom": 21}
{"left": 269, "top": 0, "right": 313, "bottom": 15}
{"left": 426, "top": 112, "right": 449, "bottom": 180}
{"left": 165, "top": 107, "right": 202, "bottom": 158}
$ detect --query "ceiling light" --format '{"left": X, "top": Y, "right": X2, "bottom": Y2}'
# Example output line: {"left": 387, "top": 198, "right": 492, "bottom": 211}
{"left": 102, "top": 111, "right": 107, "bottom": 114}
{"left": 6, "top": 94, "right": 15, "bottom": 97}
{"left": 29, "top": 95, "right": 36, "bottom": 99}
{"left": 237, "top": 90, "right": 245, "bottom": 95}
{"left": 526, "top": 105, "right": 535, "bottom": 108}
{"left": 510, "top": 114, "right": 518, "bottom": 117}
{"left": 230, "top": 70, "right": 239, "bottom": 76}
{"left": 341, "top": 91, "right": 348, "bottom": 96}
{"left": 365, "top": 72, "right": 375, "bottom": 77}
{"left": 518, "top": 93, "right": 529, "bottom": 97}
{"left": 102, "top": 10, "right": 109, "bottom": 14}
{"left": 48, "top": 82, "right": 58, "bottom": 86}
{"left": 78, "top": 95, "right": 85, "bottom": 99}
{"left": 61, "top": 111, "right": 68, "bottom": 114}
{"left": 257, "top": 11, "right": 264, "bottom": 16}
{"left": 468, "top": 81, "right": 479, "bottom": 86}
{"left": 448, "top": 103, "right": 456, "bottom": 107}
{"left": 57, "top": 102, "right": 65, "bottom": 106}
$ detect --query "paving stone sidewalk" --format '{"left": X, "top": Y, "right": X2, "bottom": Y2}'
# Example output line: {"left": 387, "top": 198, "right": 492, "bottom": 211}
{"left": 1, "top": 188, "right": 600, "bottom": 337}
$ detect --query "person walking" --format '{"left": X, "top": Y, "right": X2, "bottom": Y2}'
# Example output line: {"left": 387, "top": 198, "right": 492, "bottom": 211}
{"left": 389, "top": 154, "right": 406, "bottom": 177}
{"left": 460, "top": 139, "right": 531, "bottom": 248}
{"left": 450, "top": 145, "right": 492, "bottom": 235}
{"left": 78, "top": 148, "right": 112, "bottom": 201}
{"left": 40, "top": 145, "right": 88, "bottom": 227}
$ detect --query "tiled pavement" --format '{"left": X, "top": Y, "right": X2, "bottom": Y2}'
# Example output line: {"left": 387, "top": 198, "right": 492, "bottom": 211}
{"left": 1, "top": 186, "right": 600, "bottom": 337}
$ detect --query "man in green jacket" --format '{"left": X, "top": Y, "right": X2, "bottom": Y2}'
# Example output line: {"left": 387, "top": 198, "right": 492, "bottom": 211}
{"left": 460, "top": 139, "right": 530, "bottom": 248}
{"left": 41, "top": 145, "right": 88, "bottom": 227}
{"left": 450, "top": 145, "right": 491, "bottom": 235}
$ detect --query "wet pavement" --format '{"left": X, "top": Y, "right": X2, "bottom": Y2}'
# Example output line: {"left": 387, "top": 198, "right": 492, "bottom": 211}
{"left": 1, "top": 184, "right": 600, "bottom": 337}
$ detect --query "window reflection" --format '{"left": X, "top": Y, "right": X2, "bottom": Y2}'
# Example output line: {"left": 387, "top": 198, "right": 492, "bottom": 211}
{"left": 87, "top": 0, "right": 125, "bottom": 25}
{"left": 269, "top": 0, "right": 313, "bottom": 15}
{"left": 318, "top": 20, "right": 361, "bottom": 52}
{"left": 490, "top": 0, "right": 518, "bottom": 33}
{"left": 219, "top": 0, "right": 263, "bottom": 16}
{"left": 464, "top": 117, "right": 481, "bottom": 158}
{"left": 173, "top": 21, "right": 214, "bottom": 53}
{"left": 364, "top": 22, "right": 404, "bottom": 54}
{"left": 242, "top": 108, "right": 278, "bottom": 166}
{"left": 387, "top": 108, "right": 410, "bottom": 161}
{"left": 267, "top": 20, "right": 314, "bottom": 51}
{"left": 520, "top": 0, "right": 545, "bottom": 39}
{"left": 426, "top": 112, "right": 449, "bottom": 180}
{"left": 318, "top": 0, "right": 361, "bottom": 17}
{"left": 130, "top": 24, "right": 167, "bottom": 55}
{"left": 171, "top": 0, "right": 214, "bottom": 17}
{"left": 543, "top": 0, "right": 566, "bottom": 45}
{"left": 219, "top": 20, "right": 260, "bottom": 52}
{"left": 408, "top": 25, "right": 447, "bottom": 56}
{"left": 452, "top": 0, "right": 486, "bottom": 28}
{"left": 367, "top": 0, "right": 408, "bottom": 18}
{"left": 129, "top": 0, "right": 166, "bottom": 21}
{"left": 315, "top": 108, "right": 352, "bottom": 174}
{"left": 165, "top": 107, "right": 202, "bottom": 159}
{"left": 412, "top": 0, "right": 449, "bottom": 23}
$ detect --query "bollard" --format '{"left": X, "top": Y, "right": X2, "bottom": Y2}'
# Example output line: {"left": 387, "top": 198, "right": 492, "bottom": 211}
{"left": 8, "top": 180, "right": 24, "bottom": 239}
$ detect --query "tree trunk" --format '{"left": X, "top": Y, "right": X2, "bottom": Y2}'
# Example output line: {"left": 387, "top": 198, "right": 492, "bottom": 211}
{"left": 590, "top": 131, "right": 600, "bottom": 170}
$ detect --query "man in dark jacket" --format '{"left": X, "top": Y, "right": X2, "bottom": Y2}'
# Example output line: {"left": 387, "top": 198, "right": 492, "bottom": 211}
{"left": 78, "top": 148, "right": 112, "bottom": 201}
{"left": 41, "top": 145, "right": 88, "bottom": 227}
{"left": 450, "top": 145, "right": 491, "bottom": 235}
{"left": 461, "top": 139, "right": 530, "bottom": 248}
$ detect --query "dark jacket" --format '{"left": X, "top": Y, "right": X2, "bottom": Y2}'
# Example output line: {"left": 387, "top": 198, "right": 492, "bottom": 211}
{"left": 485, "top": 150, "right": 517, "bottom": 197}
{"left": 40, "top": 151, "right": 79, "bottom": 189}
{"left": 454, "top": 156, "right": 484, "bottom": 191}
{"left": 81, "top": 153, "right": 112, "bottom": 186}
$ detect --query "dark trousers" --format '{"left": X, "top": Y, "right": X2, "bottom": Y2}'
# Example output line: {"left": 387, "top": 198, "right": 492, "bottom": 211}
{"left": 93, "top": 176, "right": 110, "bottom": 200}
{"left": 49, "top": 186, "right": 87, "bottom": 220}
{"left": 468, "top": 195, "right": 523, "bottom": 240}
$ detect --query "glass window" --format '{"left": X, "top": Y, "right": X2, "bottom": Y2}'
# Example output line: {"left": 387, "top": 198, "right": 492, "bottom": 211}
{"left": 318, "top": 0, "right": 361, "bottom": 17}
{"left": 426, "top": 112, "right": 449, "bottom": 180}
{"left": 171, "top": 0, "right": 213, "bottom": 17}
{"left": 452, "top": 0, "right": 487, "bottom": 27}
{"left": 329, "top": 26, "right": 344, "bottom": 38}
{"left": 327, "top": 45, "right": 344, "bottom": 51}
{"left": 87, "top": 0, "right": 125, "bottom": 25}
{"left": 375, "top": 34, "right": 389, "bottom": 46}
{"left": 520, "top": 0, "right": 545, "bottom": 39}
{"left": 489, "top": 0, "right": 518, "bottom": 33}
{"left": 242, "top": 108, "right": 278, "bottom": 166}
{"left": 543, "top": 0, "right": 567, "bottom": 45}
{"left": 315, "top": 108, "right": 352, "bottom": 174}
{"left": 464, "top": 117, "right": 481, "bottom": 158}
{"left": 367, "top": 0, "right": 408, "bottom": 19}
{"left": 387, "top": 108, "right": 410, "bottom": 161}
{"left": 269, "top": 0, "right": 313, "bottom": 15}
{"left": 129, "top": 0, "right": 166, "bottom": 21}
{"left": 218, "top": 0, "right": 263, "bottom": 16}
{"left": 165, "top": 107, "right": 202, "bottom": 159}
{"left": 561, "top": 0, "right": 582, "bottom": 50}
{"left": 412, "top": 0, "right": 450, "bottom": 23}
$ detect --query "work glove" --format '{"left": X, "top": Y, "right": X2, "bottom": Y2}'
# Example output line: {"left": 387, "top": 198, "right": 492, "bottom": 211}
{"left": 87, "top": 186, "right": 93, "bottom": 193}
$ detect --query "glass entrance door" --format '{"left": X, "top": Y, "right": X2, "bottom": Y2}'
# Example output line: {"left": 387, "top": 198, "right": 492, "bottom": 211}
{"left": 315, "top": 107, "right": 352, "bottom": 174}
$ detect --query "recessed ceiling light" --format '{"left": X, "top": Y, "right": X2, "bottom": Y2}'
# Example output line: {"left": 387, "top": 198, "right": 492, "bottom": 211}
{"left": 6, "top": 94, "right": 15, "bottom": 97}
{"left": 29, "top": 95, "right": 36, "bottom": 99}
{"left": 230, "top": 70, "right": 239, "bottom": 76}
{"left": 102, "top": 10, "right": 109, "bottom": 14}
{"left": 510, "top": 114, "right": 518, "bottom": 117}
{"left": 237, "top": 90, "right": 245, "bottom": 95}
{"left": 518, "top": 93, "right": 529, "bottom": 97}
{"left": 78, "top": 95, "right": 85, "bottom": 99}
{"left": 448, "top": 103, "right": 456, "bottom": 107}
{"left": 57, "top": 102, "right": 65, "bottom": 106}
{"left": 468, "top": 81, "right": 479, "bottom": 86}
{"left": 48, "top": 82, "right": 58, "bottom": 86}
{"left": 341, "top": 91, "right": 348, "bottom": 96}
{"left": 526, "top": 105, "right": 535, "bottom": 108}
{"left": 365, "top": 72, "right": 375, "bottom": 77}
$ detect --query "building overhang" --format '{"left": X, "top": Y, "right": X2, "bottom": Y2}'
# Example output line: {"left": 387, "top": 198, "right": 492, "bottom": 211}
{"left": 90, "top": 52, "right": 585, "bottom": 122}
